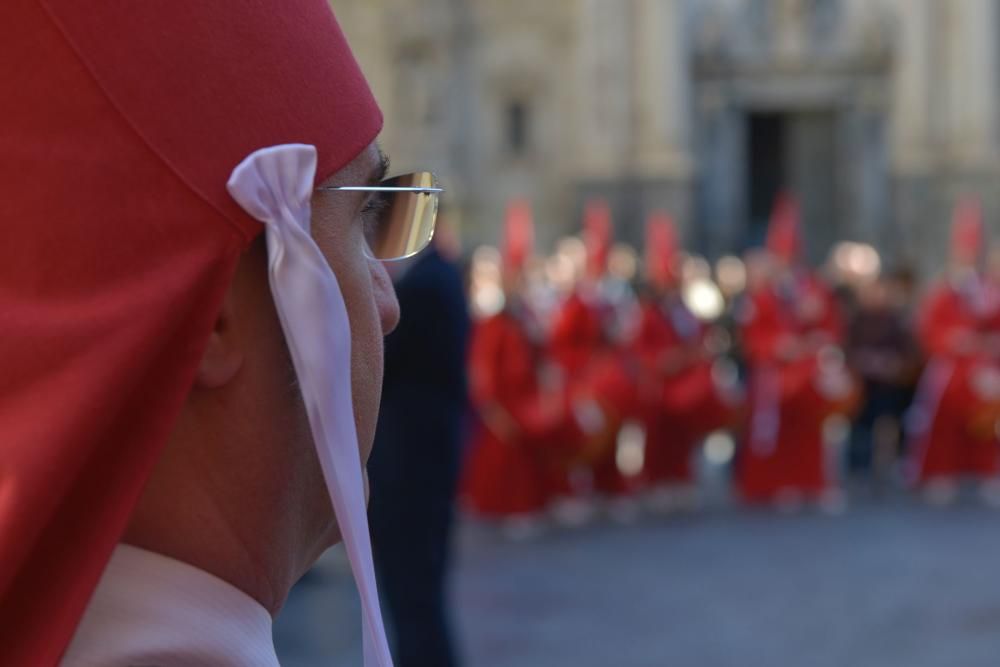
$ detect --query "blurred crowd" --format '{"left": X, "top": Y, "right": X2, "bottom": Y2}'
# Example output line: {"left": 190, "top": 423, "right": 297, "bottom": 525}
{"left": 457, "top": 195, "right": 1000, "bottom": 535}
{"left": 369, "top": 194, "right": 1000, "bottom": 665}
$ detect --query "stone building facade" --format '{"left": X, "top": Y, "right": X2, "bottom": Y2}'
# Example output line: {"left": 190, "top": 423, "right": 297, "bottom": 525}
{"left": 331, "top": 0, "right": 1000, "bottom": 276}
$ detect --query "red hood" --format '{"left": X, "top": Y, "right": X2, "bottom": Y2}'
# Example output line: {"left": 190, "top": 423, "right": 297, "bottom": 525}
{"left": 0, "top": 1, "right": 381, "bottom": 662}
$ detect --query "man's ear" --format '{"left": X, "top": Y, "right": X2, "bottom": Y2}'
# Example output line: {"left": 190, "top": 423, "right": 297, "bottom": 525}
{"left": 196, "top": 289, "right": 244, "bottom": 389}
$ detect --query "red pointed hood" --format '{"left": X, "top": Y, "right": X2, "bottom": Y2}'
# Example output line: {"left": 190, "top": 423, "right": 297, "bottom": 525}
{"left": 645, "top": 211, "right": 682, "bottom": 288}
{"left": 951, "top": 196, "right": 986, "bottom": 266}
{"left": 766, "top": 192, "right": 803, "bottom": 263}
{"left": 0, "top": 1, "right": 381, "bottom": 662}
{"left": 583, "top": 198, "right": 613, "bottom": 278}
{"left": 503, "top": 198, "right": 535, "bottom": 273}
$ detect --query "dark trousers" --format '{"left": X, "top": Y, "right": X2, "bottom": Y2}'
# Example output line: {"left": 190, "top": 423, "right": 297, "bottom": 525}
{"left": 368, "top": 407, "right": 461, "bottom": 667}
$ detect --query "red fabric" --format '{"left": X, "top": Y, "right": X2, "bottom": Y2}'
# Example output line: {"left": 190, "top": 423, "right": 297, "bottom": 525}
{"left": 503, "top": 199, "right": 535, "bottom": 272}
{"left": 632, "top": 299, "right": 740, "bottom": 484}
{"left": 550, "top": 291, "right": 636, "bottom": 418}
{"left": 549, "top": 292, "right": 607, "bottom": 377}
{"left": 911, "top": 283, "right": 1000, "bottom": 481}
{"left": 918, "top": 284, "right": 976, "bottom": 358}
{"left": 741, "top": 276, "right": 842, "bottom": 368}
{"left": 462, "top": 426, "right": 551, "bottom": 516}
{"left": 549, "top": 291, "right": 639, "bottom": 495}
{"left": 951, "top": 197, "right": 986, "bottom": 265}
{"left": 0, "top": 1, "right": 382, "bottom": 662}
{"left": 583, "top": 199, "right": 613, "bottom": 278}
{"left": 738, "top": 275, "right": 846, "bottom": 502}
{"left": 591, "top": 454, "right": 636, "bottom": 496}
{"left": 576, "top": 353, "right": 640, "bottom": 495}
{"left": 766, "top": 193, "right": 802, "bottom": 263}
{"left": 645, "top": 212, "right": 681, "bottom": 288}
{"left": 740, "top": 405, "right": 829, "bottom": 501}
{"left": 574, "top": 354, "right": 638, "bottom": 420}
{"left": 462, "top": 313, "right": 552, "bottom": 516}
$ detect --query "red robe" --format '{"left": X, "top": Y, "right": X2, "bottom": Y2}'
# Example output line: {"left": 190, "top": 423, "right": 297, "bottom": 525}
{"left": 909, "top": 278, "right": 1000, "bottom": 482}
{"left": 631, "top": 296, "right": 741, "bottom": 485}
{"left": 549, "top": 289, "right": 638, "bottom": 496}
{"left": 738, "top": 273, "right": 850, "bottom": 502}
{"left": 461, "top": 307, "right": 553, "bottom": 516}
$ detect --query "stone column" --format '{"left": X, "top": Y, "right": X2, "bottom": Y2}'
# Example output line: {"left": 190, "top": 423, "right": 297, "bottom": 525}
{"left": 632, "top": 0, "right": 694, "bottom": 179}
{"left": 944, "top": 0, "right": 999, "bottom": 168}
{"left": 574, "top": 0, "right": 632, "bottom": 181}
{"left": 900, "top": 0, "right": 1000, "bottom": 275}
{"left": 695, "top": 84, "right": 744, "bottom": 258}
{"left": 883, "top": 0, "right": 939, "bottom": 274}
{"left": 888, "top": 0, "right": 932, "bottom": 174}
{"left": 630, "top": 0, "right": 695, "bottom": 245}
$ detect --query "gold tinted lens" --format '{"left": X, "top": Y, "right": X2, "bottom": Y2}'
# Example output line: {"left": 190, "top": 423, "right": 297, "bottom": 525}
{"left": 368, "top": 172, "right": 439, "bottom": 261}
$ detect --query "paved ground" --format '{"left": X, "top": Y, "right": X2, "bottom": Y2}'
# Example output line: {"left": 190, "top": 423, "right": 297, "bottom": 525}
{"left": 274, "top": 494, "right": 1000, "bottom": 667}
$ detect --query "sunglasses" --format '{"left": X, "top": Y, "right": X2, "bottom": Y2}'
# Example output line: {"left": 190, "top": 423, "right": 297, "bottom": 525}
{"left": 316, "top": 172, "right": 443, "bottom": 261}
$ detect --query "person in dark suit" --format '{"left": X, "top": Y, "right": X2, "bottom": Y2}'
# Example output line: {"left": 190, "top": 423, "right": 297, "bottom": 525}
{"left": 368, "top": 220, "right": 471, "bottom": 667}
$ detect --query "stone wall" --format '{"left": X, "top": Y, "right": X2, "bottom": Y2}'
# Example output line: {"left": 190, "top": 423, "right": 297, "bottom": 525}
{"left": 330, "top": 0, "right": 1000, "bottom": 278}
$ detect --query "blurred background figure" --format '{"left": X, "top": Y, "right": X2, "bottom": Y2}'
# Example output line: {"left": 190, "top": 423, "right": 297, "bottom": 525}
{"left": 906, "top": 199, "right": 1000, "bottom": 506}
{"left": 737, "top": 194, "right": 856, "bottom": 511}
{"left": 548, "top": 200, "right": 641, "bottom": 518}
{"left": 845, "top": 267, "right": 921, "bottom": 490}
{"left": 631, "top": 212, "right": 743, "bottom": 512}
{"left": 461, "top": 200, "right": 567, "bottom": 538}
{"left": 368, "top": 211, "right": 471, "bottom": 667}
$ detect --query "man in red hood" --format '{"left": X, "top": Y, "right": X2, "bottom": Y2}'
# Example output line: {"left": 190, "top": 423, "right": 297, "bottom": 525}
{"left": 737, "top": 194, "right": 853, "bottom": 510}
{"left": 1, "top": 2, "right": 441, "bottom": 664}
{"left": 631, "top": 212, "right": 742, "bottom": 510}
{"left": 463, "top": 200, "right": 557, "bottom": 532}
{"left": 907, "top": 198, "right": 1000, "bottom": 505}
{"left": 549, "top": 200, "right": 640, "bottom": 508}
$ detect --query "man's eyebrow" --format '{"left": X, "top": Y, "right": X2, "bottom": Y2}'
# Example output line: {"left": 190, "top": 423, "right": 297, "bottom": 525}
{"left": 368, "top": 150, "right": 391, "bottom": 186}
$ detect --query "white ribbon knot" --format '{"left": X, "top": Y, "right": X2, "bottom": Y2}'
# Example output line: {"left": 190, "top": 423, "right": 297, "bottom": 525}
{"left": 227, "top": 144, "right": 393, "bottom": 667}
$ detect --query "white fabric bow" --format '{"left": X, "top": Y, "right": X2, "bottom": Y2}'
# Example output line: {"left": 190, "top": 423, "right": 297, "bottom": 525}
{"left": 227, "top": 144, "right": 392, "bottom": 667}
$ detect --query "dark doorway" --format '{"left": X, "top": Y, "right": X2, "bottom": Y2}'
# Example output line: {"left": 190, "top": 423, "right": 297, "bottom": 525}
{"left": 505, "top": 100, "right": 530, "bottom": 156}
{"left": 747, "top": 113, "right": 786, "bottom": 249}
{"left": 746, "top": 110, "right": 839, "bottom": 265}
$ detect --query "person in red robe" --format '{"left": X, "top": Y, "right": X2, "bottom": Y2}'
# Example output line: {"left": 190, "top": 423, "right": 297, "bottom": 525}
{"left": 737, "top": 194, "right": 855, "bottom": 510}
{"left": 462, "top": 200, "right": 568, "bottom": 532}
{"left": 907, "top": 198, "right": 1000, "bottom": 505}
{"left": 631, "top": 212, "right": 743, "bottom": 510}
{"left": 548, "top": 200, "right": 639, "bottom": 507}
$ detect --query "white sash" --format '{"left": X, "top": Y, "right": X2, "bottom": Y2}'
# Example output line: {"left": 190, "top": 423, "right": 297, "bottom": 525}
{"left": 228, "top": 144, "right": 392, "bottom": 666}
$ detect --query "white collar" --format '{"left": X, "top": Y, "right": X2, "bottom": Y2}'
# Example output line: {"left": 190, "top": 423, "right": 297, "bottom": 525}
{"left": 62, "top": 544, "right": 280, "bottom": 667}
